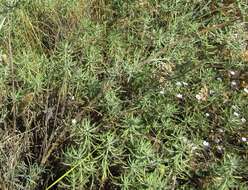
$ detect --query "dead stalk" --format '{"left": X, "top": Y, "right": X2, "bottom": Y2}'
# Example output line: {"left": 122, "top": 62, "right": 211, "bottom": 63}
{"left": 8, "top": 17, "right": 16, "bottom": 130}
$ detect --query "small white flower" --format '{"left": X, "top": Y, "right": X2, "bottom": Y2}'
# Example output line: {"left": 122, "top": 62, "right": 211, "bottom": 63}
{"left": 229, "top": 70, "right": 235, "bottom": 76}
{"left": 218, "top": 128, "right": 224, "bottom": 133}
{"left": 72, "top": 119, "right": 77, "bottom": 125}
{"left": 192, "top": 146, "right": 198, "bottom": 151}
{"left": 196, "top": 94, "right": 202, "bottom": 101}
{"left": 231, "top": 105, "right": 239, "bottom": 110}
{"left": 176, "top": 81, "right": 182, "bottom": 87}
{"left": 217, "top": 77, "right": 222, "bottom": 81}
{"left": 233, "top": 112, "right": 240, "bottom": 117}
{"left": 176, "top": 94, "right": 183, "bottom": 99}
{"left": 215, "top": 138, "right": 220, "bottom": 144}
{"left": 182, "top": 137, "right": 188, "bottom": 143}
{"left": 203, "top": 140, "right": 210, "bottom": 147}
{"left": 159, "top": 90, "right": 165, "bottom": 95}
{"left": 241, "top": 118, "right": 246, "bottom": 123}
{"left": 209, "top": 90, "right": 215, "bottom": 95}
{"left": 244, "top": 88, "right": 248, "bottom": 94}
{"left": 182, "top": 82, "right": 188, "bottom": 86}
{"left": 205, "top": 113, "right": 210, "bottom": 117}
{"left": 241, "top": 137, "right": 247, "bottom": 142}
{"left": 71, "top": 96, "right": 75, "bottom": 100}
{"left": 231, "top": 81, "right": 237, "bottom": 86}
{"left": 217, "top": 145, "right": 222, "bottom": 151}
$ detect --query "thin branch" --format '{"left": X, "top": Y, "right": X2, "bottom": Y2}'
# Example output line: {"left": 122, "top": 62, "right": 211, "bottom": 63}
{"left": 8, "top": 17, "right": 16, "bottom": 130}
{"left": 199, "top": 18, "right": 239, "bottom": 34}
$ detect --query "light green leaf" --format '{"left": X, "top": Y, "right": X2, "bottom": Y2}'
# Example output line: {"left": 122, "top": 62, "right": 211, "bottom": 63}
{"left": 0, "top": 17, "right": 6, "bottom": 32}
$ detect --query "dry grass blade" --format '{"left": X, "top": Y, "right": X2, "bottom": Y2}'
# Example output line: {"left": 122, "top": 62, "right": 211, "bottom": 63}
{"left": 7, "top": 17, "right": 16, "bottom": 130}
{"left": 41, "top": 127, "right": 67, "bottom": 165}
{"left": 0, "top": 17, "right": 6, "bottom": 32}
